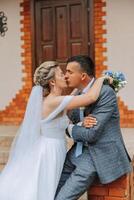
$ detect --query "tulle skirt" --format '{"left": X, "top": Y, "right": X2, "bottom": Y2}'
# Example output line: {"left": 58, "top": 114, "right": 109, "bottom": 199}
{"left": 0, "top": 136, "right": 67, "bottom": 200}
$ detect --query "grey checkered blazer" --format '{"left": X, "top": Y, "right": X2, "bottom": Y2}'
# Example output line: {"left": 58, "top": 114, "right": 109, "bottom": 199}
{"left": 70, "top": 84, "right": 131, "bottom": 184}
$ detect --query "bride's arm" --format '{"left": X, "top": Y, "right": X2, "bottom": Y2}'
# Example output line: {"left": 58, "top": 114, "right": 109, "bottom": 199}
{"left": 66, "top": 76, "right": 110, "bottom": 110}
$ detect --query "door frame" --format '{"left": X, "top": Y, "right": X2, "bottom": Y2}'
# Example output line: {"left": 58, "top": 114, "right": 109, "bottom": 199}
{"left": 30, "top": 0, "right": 95, "bottom": 74}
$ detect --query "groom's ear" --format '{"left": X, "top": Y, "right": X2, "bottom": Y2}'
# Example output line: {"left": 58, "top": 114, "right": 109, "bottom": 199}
{"left": 81, "top": 73, "right": 87, "bottom": 81}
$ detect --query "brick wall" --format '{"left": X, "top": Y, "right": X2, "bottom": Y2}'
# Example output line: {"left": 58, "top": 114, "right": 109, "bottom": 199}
{"left": 94, "top": 0, "right": 134, "bottom": 127}
{"left": 0, "top": 0, "right": 134, "bottom": 127}
{"left": 0, "top": 0, "right": 32, "bottom": 125}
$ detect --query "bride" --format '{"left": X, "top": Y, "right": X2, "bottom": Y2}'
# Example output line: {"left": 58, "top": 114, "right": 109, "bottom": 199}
{"left": 0, "top": 61, "right": 111, "bottom": 200}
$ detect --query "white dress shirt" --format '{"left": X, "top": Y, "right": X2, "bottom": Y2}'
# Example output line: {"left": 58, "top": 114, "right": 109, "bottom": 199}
{"left": 68, "top": 78, "right": 95, "bottom": 137}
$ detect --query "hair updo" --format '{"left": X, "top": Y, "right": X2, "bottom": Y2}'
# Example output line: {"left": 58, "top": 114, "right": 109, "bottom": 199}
{"left": 34, "top": 61, "right": 58, "bottom": 96}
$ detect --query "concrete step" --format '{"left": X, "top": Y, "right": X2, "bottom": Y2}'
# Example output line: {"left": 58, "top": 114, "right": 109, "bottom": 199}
{"left": 0, "top": 126, "right": 18, "bottom": 165}
{"left": 0, "top": 163, "right": 5, "bottom": 171}
{"left": 0, "top": 146, "right": 10, "bottom": 151}
{"left": 0, "top": 135, "right": 14, "bottom": 147}
{"left": 0, "top": 125, "right": 18, "bottom": 136}
{"left": 0, "top": 150, "right": 9, "bottom": 165}
{"left": 79, "top": 193, "right": 88, "bottom": 200}
{"left": 0, "top": 137, "right": 14, "bottom": 165}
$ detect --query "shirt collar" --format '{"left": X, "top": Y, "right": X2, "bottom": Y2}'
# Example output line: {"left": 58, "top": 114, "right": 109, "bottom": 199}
{"left": 82, "top": 77, "right": 95, "bottom": 93}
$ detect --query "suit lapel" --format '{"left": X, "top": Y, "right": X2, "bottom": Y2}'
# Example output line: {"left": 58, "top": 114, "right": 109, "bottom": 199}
{"left": 84, "top": 104, "right": 95, "bottom": 116}
{"left": 83, "top": 78, "right": 96, "bottom": 116}
{"left": 67, "top": 108, "right": 80, "bottom": 124}
{"left": 68, "top": 78, "right": 97, "bottom": 121}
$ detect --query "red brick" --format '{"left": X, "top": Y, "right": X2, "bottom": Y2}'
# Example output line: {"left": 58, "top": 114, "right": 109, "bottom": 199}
{"left": 89, "top": 195, "right": 104, "bottom": 200}
{"left": 89, "top": 186, "right": 108, "bottom": 196}
{"left": 109, "top": 188, "right": 127, "bottom": 197}
{"left": 105, "top": 197, "right": 128, "bottom": 200}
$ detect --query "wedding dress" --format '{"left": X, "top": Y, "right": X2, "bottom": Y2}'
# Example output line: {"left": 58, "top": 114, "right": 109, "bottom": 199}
{"left": 0, "top": 86, "right": 73, "bottom": 200}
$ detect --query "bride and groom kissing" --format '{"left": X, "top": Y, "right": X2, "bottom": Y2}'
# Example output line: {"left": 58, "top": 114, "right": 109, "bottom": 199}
{"left": 0, "top": 55, "right": 131, "bottom": 200}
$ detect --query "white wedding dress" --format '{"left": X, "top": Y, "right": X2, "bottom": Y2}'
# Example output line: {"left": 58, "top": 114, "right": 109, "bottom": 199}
{"left": 0, "top": 90, "right": 73, "bottom": 200}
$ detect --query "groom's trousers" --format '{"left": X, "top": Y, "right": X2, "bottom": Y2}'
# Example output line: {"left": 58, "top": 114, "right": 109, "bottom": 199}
{"left": 55, "top": 146, "right": 97, "bottom": 200}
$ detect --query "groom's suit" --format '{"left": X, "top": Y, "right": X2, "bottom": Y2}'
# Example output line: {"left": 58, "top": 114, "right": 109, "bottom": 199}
{"left": 55, "top": 84, "right": 131, "bottom": 200}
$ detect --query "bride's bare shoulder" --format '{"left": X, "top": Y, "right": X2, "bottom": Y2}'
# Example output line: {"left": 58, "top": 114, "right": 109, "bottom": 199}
{"left": 42, "top": 96, "right": 65, "bottom": 118}
{"left": 43, "top": 95, "right": 65, "bottom": 109}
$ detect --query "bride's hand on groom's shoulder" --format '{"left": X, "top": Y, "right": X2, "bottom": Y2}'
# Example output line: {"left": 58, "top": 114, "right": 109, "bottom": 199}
{"left": 102, "top": 75, "right": 113, "bottom": 85}
{"left": 82, "top": 115, "right": 97, "bottom": 128}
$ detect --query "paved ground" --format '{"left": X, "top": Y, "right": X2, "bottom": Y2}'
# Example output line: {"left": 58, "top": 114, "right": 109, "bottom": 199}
{"left": 0, "top": 126, "right": 133, "bottom": 200}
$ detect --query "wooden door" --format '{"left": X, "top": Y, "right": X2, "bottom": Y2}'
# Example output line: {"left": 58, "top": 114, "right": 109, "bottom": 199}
{"left": 33, "top": 0, "right": 94, "bottom": 70}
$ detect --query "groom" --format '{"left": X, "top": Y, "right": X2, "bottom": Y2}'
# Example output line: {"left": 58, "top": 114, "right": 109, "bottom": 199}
{"left": 55, "top": 55, "right": 131, "bottom": 200}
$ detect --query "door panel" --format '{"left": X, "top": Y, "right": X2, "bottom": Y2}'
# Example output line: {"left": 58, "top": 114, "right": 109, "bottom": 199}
{"left": 56, "top": 6, "right": 68, "bottom": 60}
{"left": 35, "top": 0, "right": 91, "bottom": 69}
{"left": 70, "top": 4, "right": 82, "bottom": 39}
{"left": 42, "top": 8, "right": 53, "bottom": 42}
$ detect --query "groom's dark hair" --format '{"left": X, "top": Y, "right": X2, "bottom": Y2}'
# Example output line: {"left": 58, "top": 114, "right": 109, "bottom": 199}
{"left": 67, "top": 55, "right": 95, "bottom": 77}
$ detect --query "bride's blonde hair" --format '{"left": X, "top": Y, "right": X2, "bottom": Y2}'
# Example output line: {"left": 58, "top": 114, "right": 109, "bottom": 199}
{"left": 34, "top": 61, "right": 58, "bottom": 96}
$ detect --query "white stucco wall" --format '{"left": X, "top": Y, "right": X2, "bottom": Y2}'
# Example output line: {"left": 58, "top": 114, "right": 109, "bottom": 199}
{"left": 0, "top": 0, "right": 23, "bottom": 110}
{"left": 0, "top": 0, "right": 134, "bottom": 111}
{"left": 105, "top": 0, "right": 134, "bottom": 109}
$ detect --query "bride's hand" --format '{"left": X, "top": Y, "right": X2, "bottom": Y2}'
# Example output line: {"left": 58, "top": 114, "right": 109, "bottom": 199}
{"left": 102, "top": 75, "right": 113, "bottom": 84}
{"left": 82, "top": 115, "right": 97, "bottom": 128}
